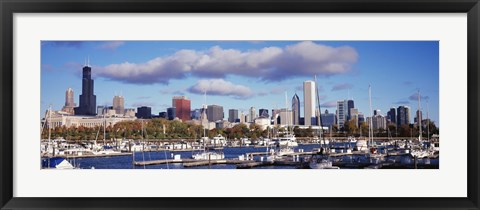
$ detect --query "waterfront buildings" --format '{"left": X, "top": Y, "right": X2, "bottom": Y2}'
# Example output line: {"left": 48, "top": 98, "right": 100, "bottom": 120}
{"left": 74, "top": 62, "right": 97, "bottom": 116}
{"left": 397, "top": 106, "right": 411, "bottom": 127}
{"left": 207, "top": 105, "right": 224, "bottom": 122}
{"left": 292, "top": 93, "right": 300, "bottom": 125}
{"left": 303, "top": 81, "right": 316, "bottom": 126}
{"left": 172, "top": 96, "right": 191, "bottom": 121}
{"left": 61, "top": 88, "right": 76, "bottom": 115}
{"left": 113, "top": 95, "right": 125, "bottom": 115}
{"left": 137, "top": 106, "right": 152, "bottom": 119}
{"left": 228, "top": 109, "right": 239, "bottom": 123}
{"left": 43, "top": 110, "right": 136, "bottom": 129}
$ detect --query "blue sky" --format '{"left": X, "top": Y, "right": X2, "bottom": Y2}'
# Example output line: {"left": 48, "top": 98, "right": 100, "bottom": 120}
{"left": 41, "top": 41, "right": 439, "bottom": 126}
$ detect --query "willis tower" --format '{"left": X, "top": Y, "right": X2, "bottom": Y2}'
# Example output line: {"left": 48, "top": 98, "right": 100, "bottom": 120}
{"left": 74, "top": 59, "right": 96, "bottom": 115}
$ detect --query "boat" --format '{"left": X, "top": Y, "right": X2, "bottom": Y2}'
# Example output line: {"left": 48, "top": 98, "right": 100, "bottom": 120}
{"left": 272, "top": 134, "right": 298, "bottom": 147}
{"left": 41, "top": 157, "right": 76, "bottom": 169}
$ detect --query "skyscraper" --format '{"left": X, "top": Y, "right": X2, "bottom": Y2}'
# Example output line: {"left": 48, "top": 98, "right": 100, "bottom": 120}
{"left": 136, "top": 106, "right": 152, "bottom": 119}
{"left": 292, "top": 93, "right": 300, "bottom": 125}
{"left": 397, "top": 106, "right": 411, "bottom": 126}
{"left": 259, "top": 109, "right": 269, "bottom": 118}
{"left": 303, "top": 80, "right": 316, "bottom": 126}
{"left": 320, "top": 110, "right": 335, "bottom": 128}
{"left": 387, "top": 108, "right": 396, "bottom": 124}
{"left": 167, "top": 107, "right": 176, "bottom": 120}
{"left": 415, "top": 110, "right": 423, "bottom": 125}
{"left": 113, "top": 95, "right": 124, "bottom": 115}
{"left": 74, "top": 61, "right": 96, "bottom": 116}
{"left": 347, "top": 99, "right": 354, "bottom": 120}
{"left": 62, "top": 88, "right": 76, "bottom": 115}
{"left": 228, "top": 109, "right": 239, "bottom": 123}
{"left": 249, "top": 107, "right": 256, "bottom": 122}
{"left": 336, "top": 100, "right": 347, "bottom": 128}
{"left": 207, "top": 105, "right": 224, "bottom": 122}
{"left": 172, "top": 96, "right": 191, "bottom": 122}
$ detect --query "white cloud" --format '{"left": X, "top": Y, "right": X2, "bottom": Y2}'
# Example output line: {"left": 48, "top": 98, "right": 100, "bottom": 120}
{"left": 187, "top": 79, "right": 254, "bottom": 99}
{"left": 321, "top": 101, "right": 337, "bottom": 108}
{"left": 95, "top": 41, "right": 358, "bottom": 84}
{"left": 331, "top": 83, "right": 354, "bottom": 91}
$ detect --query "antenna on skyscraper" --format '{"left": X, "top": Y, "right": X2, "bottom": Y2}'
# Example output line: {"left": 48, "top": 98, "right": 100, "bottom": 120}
{"left": 87, "top": 56, "right": 90, "bottom": 67}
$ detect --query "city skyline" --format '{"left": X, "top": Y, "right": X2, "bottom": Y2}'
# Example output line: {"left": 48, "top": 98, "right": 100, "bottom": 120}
{"left": 41, "top": 41, "right": 439, "bottom": 126}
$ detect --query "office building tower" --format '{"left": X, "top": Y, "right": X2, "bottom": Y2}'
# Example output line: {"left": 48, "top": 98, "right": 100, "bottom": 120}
{"left": 159, "top": 112, "right": 167, "bottom": 118}
{"left": 349, "top": 108, "right": 359, "bottom": 127}
{"left": 124, "top": 108, "right": 136, "bottom": 117}
{"left": 278, "top": 109, "right": 293, "bottom": 126}
{"left": 367, "top": 115, "right": 387, "bottom": 130}
{"left": 136, "top": 106, "right": 152, "bottom": 119}
{"left": 228, "top": 109, "right": 239, "bottom": 123}
{"left": 303, "top": 80, "right": 316, "bottom": 126}
{"left": 259, "top": 109, "right": 269, "bottom": 118}
{"left": 320, "top": 109, "right": 335, "bottom": 128}
{"left": 207, "top": 105, "right": 224, "bottom": 122}
{"left": 336, "top": 100, "right": 348, "bottom": 128}
{"left": 167, "top": 107, "right": 176, "bottom": 120}
{"left": 240, "top": 111, "right": 245, "bottom": 123}
{"left": 96, "top": 106, "right": 105, "bottom": 116}
{"left": 249, "top": 107, "right": 256, "bottom": 122}
{"left": 61, "top": 88, "right": 76, "bottom": 115}
{"left": 74, "top": 60, "right": 96, "bottom": 115}
{"left": 415, "top": 110, "right": 423, "bottom": 125}
{"left": 191, "top": 109, "right": 202, "bottom": 120}
{"left": 397, "top": 106, "right": 411, "bottom": 126}
{"left": 113, "top": 95, "right": 124, "bottom": 115}
{"left": 387, "top": 108, "right": 396, "bottom": 124}
{"left": 172, "top": 96, "right": 191, "bottom": 121}
{"left": 292, "top": 93, "right": 300, "bottom": 125}
{"left": 358, "top": 113, "right": 365, "bottom": 126}
{"left": 347, "top": 99, "right": 354, "bottom": 120}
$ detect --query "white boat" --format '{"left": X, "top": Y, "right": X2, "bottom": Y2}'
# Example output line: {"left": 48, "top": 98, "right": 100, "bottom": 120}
{"left": 272, "top": 134, "right": 298, "bottom": 147}
{"left": 192, "top": 152, "right": 225, "bottom": 160}
{"left": 309, "top": 157, "right": 339, "bottom": 169}
{"left": 42, "top": 157, "right": 75, "bottom": 169}
{"left": 212, "top": 134, "right": 227, "bottom": 146}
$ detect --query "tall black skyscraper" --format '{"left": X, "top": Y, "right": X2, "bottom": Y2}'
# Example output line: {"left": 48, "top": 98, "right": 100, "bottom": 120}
{"left": 74, "top": 62, "right": 96, "bottom": 116}
{"left": 292, "top": 93, "right": 300, "bottom": 125}
{"left": 347, "top": 99, "right": 354, "bottom": 120}
{"left": 387, "top": 108, "right": 396, "bottom": 124}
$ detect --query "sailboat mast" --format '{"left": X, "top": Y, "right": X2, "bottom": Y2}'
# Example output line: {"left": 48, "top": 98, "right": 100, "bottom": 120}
{"left": 368, "top": 84, "right": 373, "bottom": 147}
{"left": 427, "top": 99, "right": 430, "bottom": 142}
{"left": 314, "top": 75, "right": 323, "bottom": 144}
{"left": 417, "top": 90, "right": 422, "bottom": 141}
{"left": 103, "top": 107, "right": 106, "bottom": 146}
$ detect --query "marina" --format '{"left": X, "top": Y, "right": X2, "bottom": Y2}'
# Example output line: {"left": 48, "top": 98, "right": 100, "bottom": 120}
{"left": 41, "top": 138, "right": 439, "bottom": 169}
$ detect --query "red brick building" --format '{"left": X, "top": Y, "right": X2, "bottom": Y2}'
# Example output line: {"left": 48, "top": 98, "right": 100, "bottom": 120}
{"left": 172, "top": 96, "right": 191, "bottom": 121}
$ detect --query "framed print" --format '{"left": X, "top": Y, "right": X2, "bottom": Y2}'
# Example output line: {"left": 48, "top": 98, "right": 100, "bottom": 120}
{"left": 1, "top": 0, "right": 479, "bottom": 209}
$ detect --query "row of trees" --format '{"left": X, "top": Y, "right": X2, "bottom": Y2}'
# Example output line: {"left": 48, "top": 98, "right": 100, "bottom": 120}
{"left": 41, "top": 118, "right": 439, "bottom": 141}
{"left": 336, "top": 119, "right": 439, "bottom": 138}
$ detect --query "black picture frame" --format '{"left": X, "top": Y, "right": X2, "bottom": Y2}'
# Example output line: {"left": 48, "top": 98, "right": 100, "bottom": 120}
{"left": 1, "top": 0, "right": 479, "bottom": 209}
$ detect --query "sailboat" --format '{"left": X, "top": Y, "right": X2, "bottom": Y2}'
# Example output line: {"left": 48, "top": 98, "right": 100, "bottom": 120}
{"left": 309, "top": 76, "right": 339, "bottom": 169}
{"left": 410, "top": 90, "right": 430, "bottom": 159}
{"left": 93, "top": 107, "right": 121, "bottom": 155}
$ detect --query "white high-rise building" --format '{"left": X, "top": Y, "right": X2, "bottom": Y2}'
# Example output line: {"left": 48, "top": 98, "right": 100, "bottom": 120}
{"left": 303, "top": 81, "right": 316, "bottom": 126}
{"left": 249, "top": 107, "right": 256, "bottom": 122}
{"left": 337, "top": 100, "right": 348, "bottom": 128}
